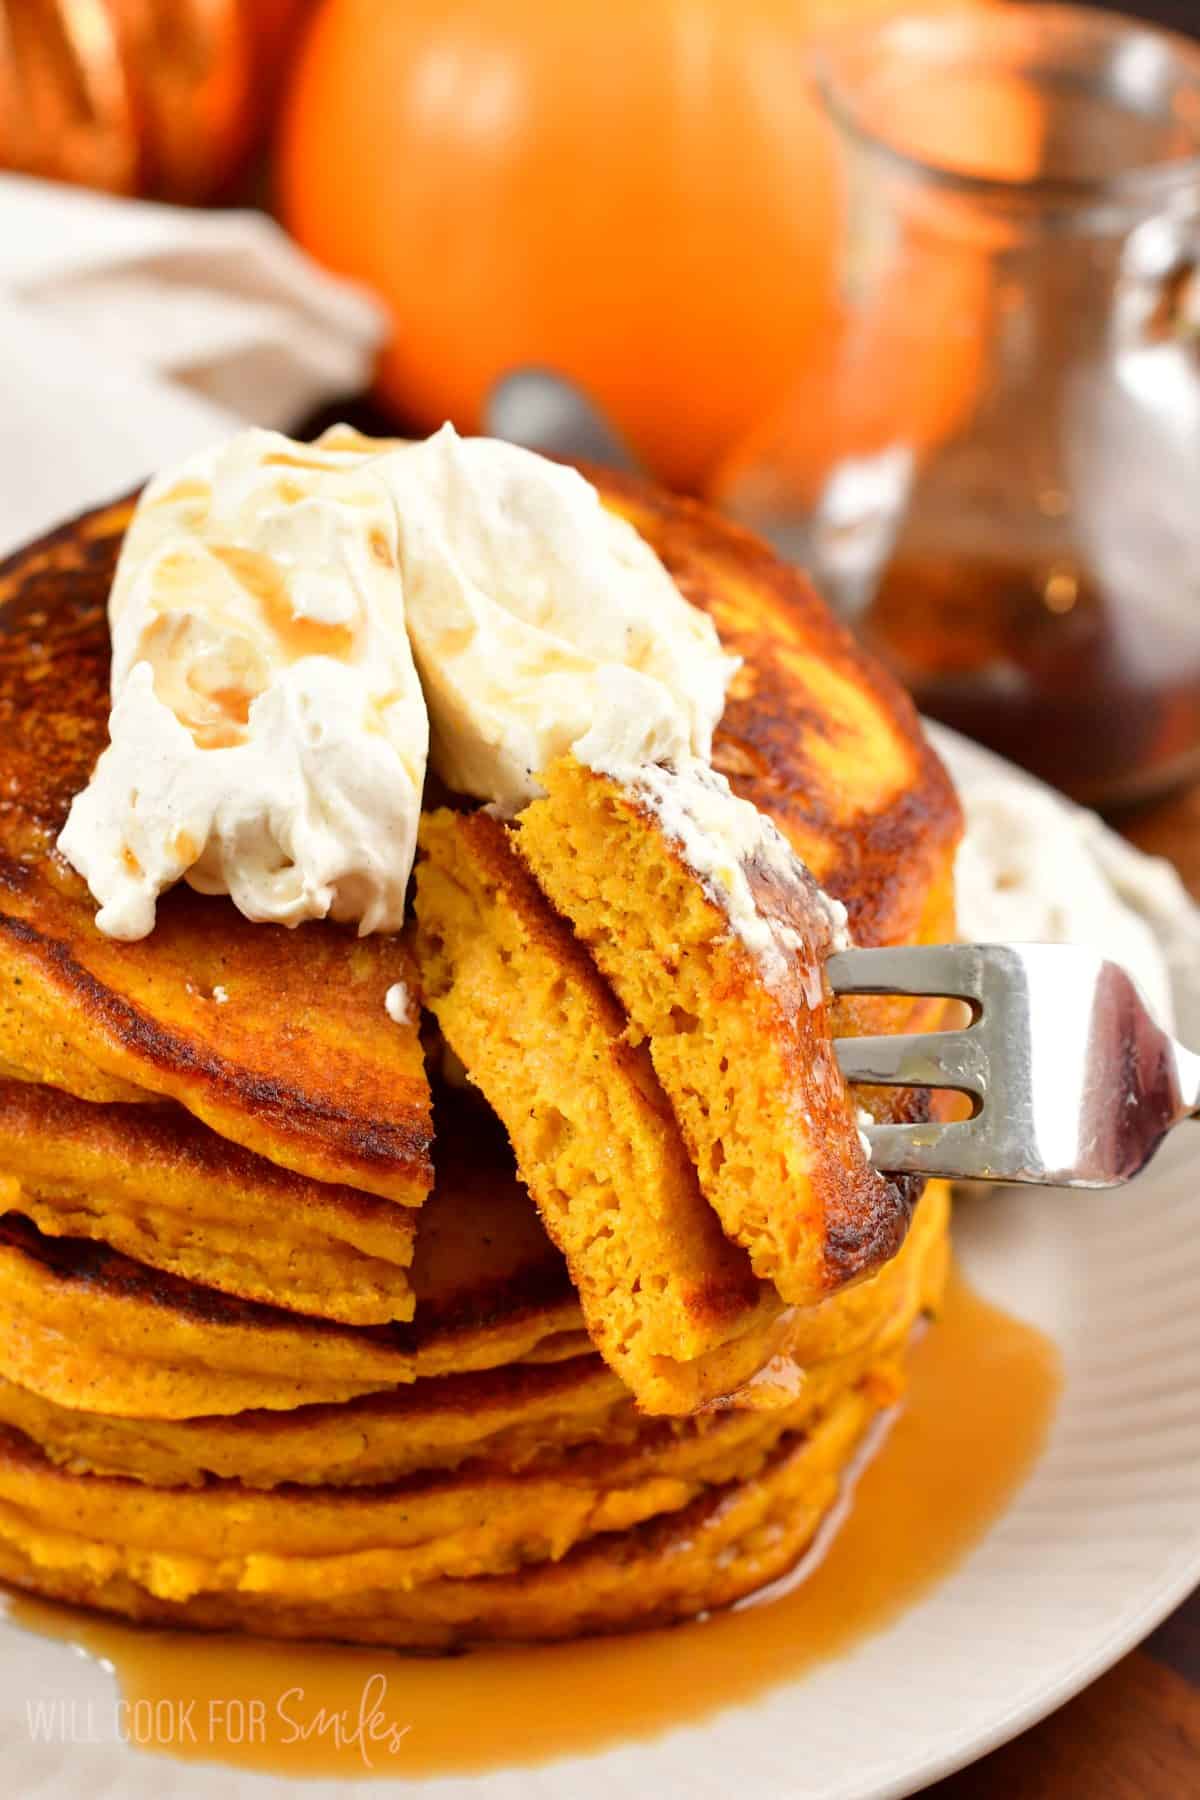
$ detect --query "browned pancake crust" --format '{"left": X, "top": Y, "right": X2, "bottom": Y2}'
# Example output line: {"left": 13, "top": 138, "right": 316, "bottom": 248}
{"left": 0, "top": 503, "right": 431, "bottom": 1202}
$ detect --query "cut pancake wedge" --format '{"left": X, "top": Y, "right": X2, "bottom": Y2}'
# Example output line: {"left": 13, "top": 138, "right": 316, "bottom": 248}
{"left": 516, "top": 756, "right": 918, "bottom": 1306}
{"left": 413, "top": 809, "right": 781, "bottom": 1413}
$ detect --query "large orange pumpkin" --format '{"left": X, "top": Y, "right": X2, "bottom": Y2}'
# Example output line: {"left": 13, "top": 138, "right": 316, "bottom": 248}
{"left": 277, "top": 0, "right": 999, "bottom": 493}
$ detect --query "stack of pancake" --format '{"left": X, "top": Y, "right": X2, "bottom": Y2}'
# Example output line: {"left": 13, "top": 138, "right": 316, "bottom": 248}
{"left": 0, "top": 470, "right": 959, "bottom": 1647}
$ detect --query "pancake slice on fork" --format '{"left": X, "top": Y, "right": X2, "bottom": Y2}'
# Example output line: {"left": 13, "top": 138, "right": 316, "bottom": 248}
{"left": 516, "top": 754, "right": 913, "bottom": 1306}
{"left": 413, "top": 808, "right": 783, "bottom": 1413}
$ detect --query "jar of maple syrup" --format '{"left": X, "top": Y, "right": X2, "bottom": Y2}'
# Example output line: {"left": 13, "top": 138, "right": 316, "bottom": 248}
{"left": 720, "top": 5, "right": 1200, "bottom": 807}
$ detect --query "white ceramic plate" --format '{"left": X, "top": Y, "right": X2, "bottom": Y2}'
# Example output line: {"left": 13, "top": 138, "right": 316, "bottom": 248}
{"left": 5, "top": 739, "right": 1200, "bottom": 1800}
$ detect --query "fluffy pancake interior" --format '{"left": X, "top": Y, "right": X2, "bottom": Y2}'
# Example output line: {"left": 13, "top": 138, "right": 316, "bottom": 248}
{"left": 516, "top": 756, "right": 917, "bottom": 1305}
{"left": 413, "top": 809, "right": 783, "bottom": 1413}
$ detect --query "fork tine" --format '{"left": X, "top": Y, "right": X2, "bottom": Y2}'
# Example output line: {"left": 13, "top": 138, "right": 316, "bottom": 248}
{"left": 826, "top": 944, "right": 986, "bottom": 1003}
{"left": 861, "top": 1118, "right": 983, "bottom": 1179}
{"left": 835, "top": 942, "right": 1198, "bottom": 1187}
{"left": 834, "top": 1029, "right": 987, "bottom": 1095}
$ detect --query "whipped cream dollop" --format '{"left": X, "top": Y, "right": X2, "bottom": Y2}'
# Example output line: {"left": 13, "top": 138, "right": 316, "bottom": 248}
{"left": 384, "top": 980, "right": 414, "bottom": 1025}
{"left": 935, "top": 728, "right": 1182, "bottom": 1031}
{"left": 953, "top": 775, "right": 1177, "bottom": 1029}
{"left": 60, "top": 423, "right": 738, "bottom": 939}
{"left": 382, "top": 425, "right": 738, "bottom": 813}
{"left": 59, "top": 429, "right": 428, "bottom": 939}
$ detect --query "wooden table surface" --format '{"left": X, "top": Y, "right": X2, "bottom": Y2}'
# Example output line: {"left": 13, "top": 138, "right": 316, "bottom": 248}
{"left": 921, "top": 784, "right": 1200, "bottom": 1796}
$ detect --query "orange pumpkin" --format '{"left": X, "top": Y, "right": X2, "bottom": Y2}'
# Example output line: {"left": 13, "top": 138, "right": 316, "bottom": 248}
{"left": 277, "top": 0, "right": 997, "bottom": 494}
{"left": 0, "top": 0, "right": 310, "bottom": 201}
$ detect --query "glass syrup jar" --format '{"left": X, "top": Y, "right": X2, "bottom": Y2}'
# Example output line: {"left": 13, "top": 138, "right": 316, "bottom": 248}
{"left": 721, "top": 4, "right": 1200, "bottom": 807}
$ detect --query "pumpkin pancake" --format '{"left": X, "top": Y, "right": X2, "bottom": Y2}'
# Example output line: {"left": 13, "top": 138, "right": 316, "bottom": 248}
{"left": 0, "top": 1182, "right": 949, "bottom": 1489}
{"left": 0, "top": 502, "right": 431, "bottom": 1205}
{"left": 0, "top": 1356, "right": 624, "bottom": 1491}
{"left": 0, "top": 1095, "right": 586, "bottom": 1419}
{"left": 0, "top": 1347, "right": 900, "bottom": 1601}
{"left": 413, "top": 808, "right": 779, "bottom": 1413}
{"left": 0, "top": 1080, "right": 416, "bottom": 1325}
{"left": 0, "top": 1376, "right": 891, "bottom": 1647}
{"left": 0, "top": 1184, "right": 945, "bottom": 1625}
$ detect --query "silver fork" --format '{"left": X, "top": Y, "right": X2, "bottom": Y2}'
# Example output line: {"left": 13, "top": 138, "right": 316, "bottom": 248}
{"left": 829, "top": 943, "right": 1200, "bottom": 1186}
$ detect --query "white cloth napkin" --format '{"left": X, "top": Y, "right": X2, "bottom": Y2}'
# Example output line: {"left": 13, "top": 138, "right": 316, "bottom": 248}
{"left": 0, "top": 175, "right": 386, "bottom": 556}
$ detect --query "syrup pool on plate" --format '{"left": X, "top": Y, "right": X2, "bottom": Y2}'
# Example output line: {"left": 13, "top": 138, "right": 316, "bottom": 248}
{"left": 5, "top": 1270, "right": 1060, "bottom": 1781}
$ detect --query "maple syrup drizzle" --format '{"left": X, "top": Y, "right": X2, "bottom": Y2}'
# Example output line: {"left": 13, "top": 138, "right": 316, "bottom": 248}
{"left": 6, "top": 1271, "right": 1059, "bottom": 1780}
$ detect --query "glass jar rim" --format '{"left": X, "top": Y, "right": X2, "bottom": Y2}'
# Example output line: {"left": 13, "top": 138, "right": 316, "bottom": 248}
{"left": 812, "top": 3, "right": 1200, "bottom": 214}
